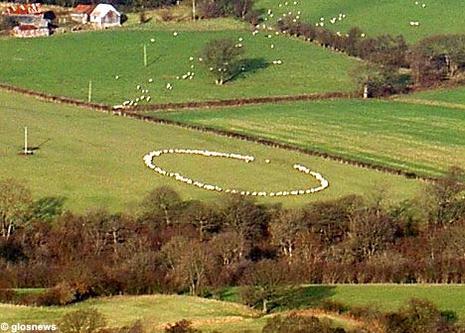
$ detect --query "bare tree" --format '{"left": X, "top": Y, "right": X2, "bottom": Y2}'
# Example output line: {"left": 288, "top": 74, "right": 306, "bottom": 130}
{"left": 0, "top": 179, "right": 32, "bottom": 240}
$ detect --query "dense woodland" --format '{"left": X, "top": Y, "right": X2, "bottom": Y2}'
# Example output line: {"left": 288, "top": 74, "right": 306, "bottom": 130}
{"left": 1, "top": 167, "right": 465, "bottom": 311}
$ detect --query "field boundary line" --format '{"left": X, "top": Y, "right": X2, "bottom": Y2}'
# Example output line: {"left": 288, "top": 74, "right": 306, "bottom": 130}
{"left": 0, "top": 82, "right": 357, "bottom": 111}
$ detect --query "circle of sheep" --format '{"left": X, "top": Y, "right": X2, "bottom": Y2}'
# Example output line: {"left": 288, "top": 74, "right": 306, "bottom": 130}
{"left": 143, "top": 149, "right": 329, "bottom": 197}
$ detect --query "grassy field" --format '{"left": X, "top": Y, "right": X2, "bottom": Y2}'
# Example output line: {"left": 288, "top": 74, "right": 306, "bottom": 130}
{"left": 329, "top": 285, "right": 465, "bottom": 319}
{"left": 149, "top": 99, "right": 465, "bottom": 176}
{"left": 0, "top": 91, "right": 420, "bottom": 212}
{"left": 0, "top": 29, "right": 357, "bottom": 105}
{"left": 3, "top": 285, "right": 465, "bottom": 332}
{"left": 0, "top": 295, "right": 264, "bottom": 332}
{"left": 399, "top": 86, "right": 465, "bottom": 109}
{"left": 220, "top": 284, "right": 465, "bottom": 320}
{"left": 256, "top": 0, "right": 465, "bottom": 42}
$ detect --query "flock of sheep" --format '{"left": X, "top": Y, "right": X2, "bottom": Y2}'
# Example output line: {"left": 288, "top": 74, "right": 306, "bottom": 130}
{"left": 143, "top": 149, "right": 330, "bottom": 197}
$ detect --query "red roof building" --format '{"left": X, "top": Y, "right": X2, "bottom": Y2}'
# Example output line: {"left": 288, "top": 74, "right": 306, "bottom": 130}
{"left": 3, "top": 3, "right": 43, "bottom": 16}
{"left": 71, "top": 4, "right": 95, "bottom": 24}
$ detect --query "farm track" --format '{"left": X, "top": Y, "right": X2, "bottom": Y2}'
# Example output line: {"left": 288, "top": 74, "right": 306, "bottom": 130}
{"left": 0, "top": 83, "right": 436, "bottom": 183}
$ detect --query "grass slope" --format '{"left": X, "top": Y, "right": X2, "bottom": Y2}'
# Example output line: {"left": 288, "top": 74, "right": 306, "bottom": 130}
{"left": 0, "top": 295, "right": 263, "bottom": 333}
{"left": 4, "top": 285, "right": 465, "bottom": 332}
{"left": 150, "top": 99, "right": 465, "bottom": 176}
{"left": 222, "top": 284, "right": 465, "bottom": 320}
{"left": 0, "top": 30, "right": 357, "bottom": 105}
{"left": 329, "top": 285, "right": 465, "bottom": 319}
{"left": 402, "top": 86, "right": 465, "bottom": 108}
{"left": 0, "top": 91, "right": 420, "bottom": 212}
{"left": 257, "top": 0, "right": 465, "bottom": 42}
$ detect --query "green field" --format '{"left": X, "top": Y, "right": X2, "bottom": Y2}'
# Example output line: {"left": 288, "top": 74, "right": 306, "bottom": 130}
{"left": 329, "top": 285, "right": 465, "bottom": 319}
{"left": 150, "top": 99, "right": 465, "bottom": 176}
{"left": 257, "top": 0, "right": 465, "bottom": 42}
{"left": 3, "top": 285, "right": 465, "bottom": 332}
{"left": 0, "top": 91, "right": 420, "bottom": 212}
{"left": 400, "top": 86, "right": 465, "bottom": 109}
{"left": 0, "top": 295, "right": 264, "bottom": 333}
{"left": 0, "top": 29, "right": 357, "bottom": 105}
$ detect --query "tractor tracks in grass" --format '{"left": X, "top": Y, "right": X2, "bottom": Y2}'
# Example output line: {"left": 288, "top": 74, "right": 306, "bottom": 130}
{"left": 0, "top": 82, "right": 436, "bottom": 183}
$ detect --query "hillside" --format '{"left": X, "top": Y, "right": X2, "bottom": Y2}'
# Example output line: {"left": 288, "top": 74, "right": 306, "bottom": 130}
{"left": 0, "top": 29, "right": 357, "bottom": 105}
{"left": 150, "top": 98, "right": 465, "bottom": 176}
{"left": 0, "top": 91, "right": 420, "bottom": 211}
{"left": 257, "top": 0, "right": 465, "bottom": 42}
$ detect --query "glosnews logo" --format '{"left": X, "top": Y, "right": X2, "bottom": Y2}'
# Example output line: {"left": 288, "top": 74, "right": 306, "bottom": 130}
{"left": 1, "top": 323, "right": 57, "bottom": 333}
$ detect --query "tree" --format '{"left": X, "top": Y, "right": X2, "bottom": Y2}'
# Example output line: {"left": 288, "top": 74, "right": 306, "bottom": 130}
{"left": 423, "top": 167, "right": 465, "bottom": 226}
{"left": 221, "top": 196, "right": 269, "bottom": 259}
{"left": 140, "top": 186, "right": 183, "bottom": 226}
{"left": 409, "top": 34, "right": 465, "bottom": 86}
{"left": 160, "top": 237, "right": 212, "bottom": 295}
{"left": 201, "top": 38, "right": 245, "bottom": 85}
{"left": 241, "top": 259, "right": 288, "bottom": 313}
{"left": 353, "top": 63, "right": 410, "bottom": 97}
{"left": 269, "top": 208, "right": 306, "bottom": 261}
{"left": 0, "top": 179, "right": 32, "bottom": 240}
{"left": 348, "top": 206, "right": 398, "bottom": 260}
{"left": 181, "top": 201, "right": 221, "bottom": 240}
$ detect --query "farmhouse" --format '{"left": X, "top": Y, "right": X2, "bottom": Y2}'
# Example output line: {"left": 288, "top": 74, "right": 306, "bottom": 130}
{"left": 89, "top": 4, "right": 121, "bottom": 28}
{"left": 2, "top": 4, "right": 54, "bottom": 37}
{"left": 70, "top": 4, "right": 95, "bottom": 24}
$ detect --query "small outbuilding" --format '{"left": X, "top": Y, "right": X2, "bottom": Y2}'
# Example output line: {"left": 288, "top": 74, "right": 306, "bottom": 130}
{"left": 89, "top": 4, "right": 120, "bottom": 28}
{"left": 12, "top": 24, "right": 50, "bottom": 38}
{"left": 70, "top": 4, "right": 95, "bottom": 24}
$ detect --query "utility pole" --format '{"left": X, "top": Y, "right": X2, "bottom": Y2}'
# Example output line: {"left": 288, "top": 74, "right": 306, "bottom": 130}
{"left": 88, "top": 80, "right": 92, "bottom": 102}
{"left": 24, "top": 127, "right": 28, "bottom": 155}
{"left": 143, "top": 44, "right": 147, "bottom": 67}
{"left": 192, "top": 0, "right": 196, "bottom": 21}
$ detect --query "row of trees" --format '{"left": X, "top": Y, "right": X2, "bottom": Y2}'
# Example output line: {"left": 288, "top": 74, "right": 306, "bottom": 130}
{"left": 276, "top": 16, "right": 465, "bottom": 95}
{"left": 0, "top": 167, "right": 465, "bottom": 309}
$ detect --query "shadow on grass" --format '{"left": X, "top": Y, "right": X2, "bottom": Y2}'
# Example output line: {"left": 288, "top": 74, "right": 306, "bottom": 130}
{"left": 231, "top": 58, "right": 269, "bottom": 82}
{"left": 271, "top": 285, "right": 337, "bottom": 312}
{"left": 212, "top": 285, "right": 337, "bottom": 313}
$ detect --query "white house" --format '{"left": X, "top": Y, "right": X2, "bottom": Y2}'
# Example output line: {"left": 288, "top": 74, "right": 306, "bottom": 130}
{"left": 89, "top": 4, "right": 120, "bottom": 28}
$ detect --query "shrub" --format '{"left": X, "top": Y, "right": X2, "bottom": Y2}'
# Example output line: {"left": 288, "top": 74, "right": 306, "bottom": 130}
{"left": 60, "top": 308, "right": 106, "bottom": 333}
{"left": 197, "top": 0, "right": 258, "bottom": 22}
{"left": 35, "top": 283, "right": 76, "bottom": 306}
{"left": 165, "top": 320, "right": 200, "bottom": 333}
{"left": 320, "top": 300, "right": 349, "bottom": 314}
{"left": 262, "top": 314, "right": 346, "bottom": 333}
{"left": 100, "top": 321, "right": 144, "bottom": 333}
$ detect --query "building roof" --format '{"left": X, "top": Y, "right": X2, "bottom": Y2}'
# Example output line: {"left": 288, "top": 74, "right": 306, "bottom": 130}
{"left": 3, "top": 3, "right": 43, "bottom": 15}
{"left": 73, "top": 4, "right": 95, "bottom": 15}
{"left": 90, "top": 4, "right": 120, "bottom": 18}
